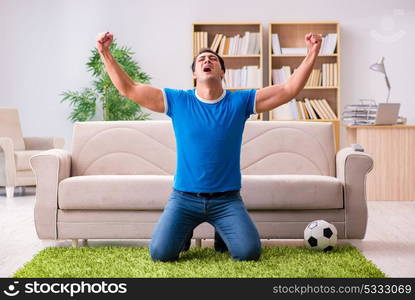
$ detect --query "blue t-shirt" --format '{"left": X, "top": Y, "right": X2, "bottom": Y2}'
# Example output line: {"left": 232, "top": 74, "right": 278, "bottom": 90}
{"left": 163, "top": 88, "right": 257, "bottom": 193}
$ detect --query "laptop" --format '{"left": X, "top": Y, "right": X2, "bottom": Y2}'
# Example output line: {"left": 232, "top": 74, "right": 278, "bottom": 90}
{"left": 374, "top": 103, "right": 400, "bottom": 125}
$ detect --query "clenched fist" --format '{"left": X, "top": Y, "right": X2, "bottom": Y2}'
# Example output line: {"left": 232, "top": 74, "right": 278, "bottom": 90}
{"left": 305, "top": 32, "right": 322, "bottom": 54}
{"left": 96, "top": 32, "right": 113, "bottom": 54}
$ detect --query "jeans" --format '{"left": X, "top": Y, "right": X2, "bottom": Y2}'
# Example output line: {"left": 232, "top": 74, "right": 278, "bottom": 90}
{"left": 149, "top": 188, "right": 261, "bottom": 262}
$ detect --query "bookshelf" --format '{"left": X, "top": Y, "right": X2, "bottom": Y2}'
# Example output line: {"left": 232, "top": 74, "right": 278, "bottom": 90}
{"left": 192, "top": 22, "right": 264, "bottom": 120}
{"left": 269, "top": 22, "right": 341, "bottom": 151}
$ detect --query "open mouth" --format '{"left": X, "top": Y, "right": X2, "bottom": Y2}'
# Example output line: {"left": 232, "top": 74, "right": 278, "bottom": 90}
{"left": 203, "top": 66, "right": 212, "bottom": 72}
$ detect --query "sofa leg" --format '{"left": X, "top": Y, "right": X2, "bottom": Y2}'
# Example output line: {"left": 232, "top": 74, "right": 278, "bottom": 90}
{"left": 81, "top": 239, "right": 88, "bottom": 246}
{"left": 195, "top": 238, "right": 201, "bottom": 248}
{"left": 71, "top": 239, "right": 78, "bottom": 248}
{"left": 6, "top": 187, "right": 14, "bottom": 198}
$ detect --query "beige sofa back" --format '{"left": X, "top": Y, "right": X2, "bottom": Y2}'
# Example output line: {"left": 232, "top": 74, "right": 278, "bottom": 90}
{"left": 71, "top": 120, "right": 335, "bottom": 177}
{"left": 0, "top": 108, "right": 26, "bottom": 150}
{"left": 241, "top": 121, "right": 335, "bottom": 176}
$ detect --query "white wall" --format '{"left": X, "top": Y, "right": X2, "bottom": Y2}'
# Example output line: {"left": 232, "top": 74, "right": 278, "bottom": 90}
{"left": 1, "top": 0, "right": 414, "bottom": 150}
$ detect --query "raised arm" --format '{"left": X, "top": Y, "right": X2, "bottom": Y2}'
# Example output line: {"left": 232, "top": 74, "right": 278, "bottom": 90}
{"left": 96, "top": 32, "right": 164, "bottom": 113}
{"left": 255, "top": 33, "right": 322, "bottom": 114}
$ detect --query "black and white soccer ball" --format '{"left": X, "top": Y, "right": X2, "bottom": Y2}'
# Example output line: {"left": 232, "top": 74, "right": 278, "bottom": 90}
{"left": 304, "top": 220, "right": 337, "bottom": 252}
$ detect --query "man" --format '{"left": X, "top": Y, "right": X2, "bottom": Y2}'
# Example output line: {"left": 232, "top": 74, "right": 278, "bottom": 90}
{"left": 96, "top": 31, "right": 322, "bottom": 262}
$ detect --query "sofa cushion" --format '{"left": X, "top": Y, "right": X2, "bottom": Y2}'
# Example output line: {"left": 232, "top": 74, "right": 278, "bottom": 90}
{"left": 58, "top": 174, "right": 343, "bottom": 211}
{"left": 14, "top": 150, "right": 43, "bottom": 170}
{"left": 241, "top": 175, "right": 343, "bottom": 210}
{"left": 58, "top": 175, "right": 174, "bottom": 210}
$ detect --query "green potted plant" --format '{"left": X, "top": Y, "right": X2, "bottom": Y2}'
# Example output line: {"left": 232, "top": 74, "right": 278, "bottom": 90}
{"left": 61, "top": 40, "right": 151, "bottom": 122}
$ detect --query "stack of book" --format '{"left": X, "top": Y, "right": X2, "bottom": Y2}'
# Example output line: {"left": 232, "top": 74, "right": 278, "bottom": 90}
{"left": 271, "top": 33, "right": 337, "bottom": 55}
{"left": 209, "top": 32, "right": 260, "bottom": 56}
{"left": 341, "top": 100, "right": 377, "bottom": 125}
{"left": 223, "top": 66, "right": 261, "bottom": 89}
{"left": 272, "top": 98, "right": 337, "bottom": 120}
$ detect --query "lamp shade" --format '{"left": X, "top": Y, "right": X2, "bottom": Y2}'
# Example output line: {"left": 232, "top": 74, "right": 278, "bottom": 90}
{"left": 370, "top": 56, "right": 386, "bottom": 74}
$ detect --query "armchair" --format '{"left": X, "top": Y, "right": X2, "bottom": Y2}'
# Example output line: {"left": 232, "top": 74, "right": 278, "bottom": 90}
{"left": 0, "top": 108, "right": 65, "bottom": 198}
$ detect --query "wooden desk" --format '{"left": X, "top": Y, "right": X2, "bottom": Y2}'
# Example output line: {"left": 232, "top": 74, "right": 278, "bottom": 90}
{"left": 345, "top": 125, "right": 415, "bottom": 201}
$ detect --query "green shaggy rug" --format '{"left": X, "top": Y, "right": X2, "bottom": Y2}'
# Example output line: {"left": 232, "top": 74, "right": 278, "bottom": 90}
{"left": 13, "top": 246, "right": 385, "bottom": 278}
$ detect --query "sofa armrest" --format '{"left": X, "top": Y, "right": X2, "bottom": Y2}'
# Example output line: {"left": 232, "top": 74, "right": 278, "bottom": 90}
{"left": 0, "top": 137, "right": 16, "bottom": 187}
{"left": 30, "top": 149, "right": 71, "bottom": 239}
{"left": 336, "top": 147, "right": 374, "bottom": 239}
{"left": 23, "top": 137, "right": 65, "bottom": 150}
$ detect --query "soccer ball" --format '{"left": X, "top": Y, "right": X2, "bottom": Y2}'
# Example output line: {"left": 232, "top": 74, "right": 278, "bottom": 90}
{"left": 304, "top": 220, "right": 337, "bottom": 252}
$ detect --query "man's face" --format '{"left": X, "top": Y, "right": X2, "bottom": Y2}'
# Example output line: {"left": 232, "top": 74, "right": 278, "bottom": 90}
{"left": 192, "top": 52, "right": 224, "bottom": 83}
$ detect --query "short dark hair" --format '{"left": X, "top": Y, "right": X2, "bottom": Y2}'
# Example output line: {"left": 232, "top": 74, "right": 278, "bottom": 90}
{"left": 191, "top": 48, "right": 226, "bottom": 73}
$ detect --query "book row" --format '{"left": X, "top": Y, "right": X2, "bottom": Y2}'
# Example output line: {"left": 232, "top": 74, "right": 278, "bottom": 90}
{"left": 272, "top": 98, "right": 337, "bottom": 120}
{"left": 193, "top": 31, "right": 261, "bottom": 56}
{"left": 222, "top": 66, "right": 261, "bottom": 89}
{"left": 272, "top": 63, "right": 338, "bottom": 87}
{"left": 272, "top": 33, "right": 337, "bottom": 55}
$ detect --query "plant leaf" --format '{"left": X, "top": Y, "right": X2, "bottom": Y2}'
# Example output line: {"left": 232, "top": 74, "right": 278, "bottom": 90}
{"left": 63, "top": 39, "right": 152, "bottom": 122}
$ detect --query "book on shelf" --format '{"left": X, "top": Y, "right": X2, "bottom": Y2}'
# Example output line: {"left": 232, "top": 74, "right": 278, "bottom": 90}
{"left": 271, "top": 33, "right": 282, "bottom": 54}
{"left": 302, "top": 101, "right": 310, "bottom": 119}
{"left": 297, "top": 101, "right": 305, "bottom": 119}
{"left": 224, "top": 37, "right": 231, "bottom": 55}
{"left": 333, "top": 63, "right": 338, "bottom": 86}
{"left": 289, "top": 99, "right": 299, "bottom": 120}
{"left": 329, "top": 63, "right": 333, "bottom": 86}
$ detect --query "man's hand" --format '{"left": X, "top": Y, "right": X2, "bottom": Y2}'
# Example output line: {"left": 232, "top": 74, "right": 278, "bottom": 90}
{"left": 305, "top": 32, "right": 322, "bottom": 55}
{"left": 96, "top": 32, "right": 113, "bottom": 54}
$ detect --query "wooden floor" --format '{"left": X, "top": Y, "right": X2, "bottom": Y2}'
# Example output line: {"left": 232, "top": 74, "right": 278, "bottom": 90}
{"left": 1, "top": 187, "right": 414, "bottom": 278}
